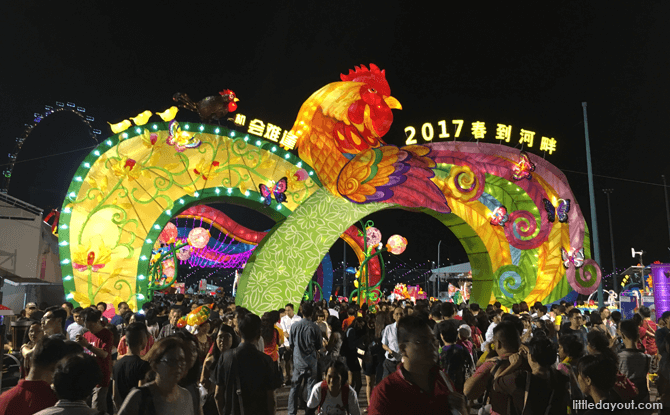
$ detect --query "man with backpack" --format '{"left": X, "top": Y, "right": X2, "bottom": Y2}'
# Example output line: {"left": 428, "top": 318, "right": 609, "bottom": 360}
{"left": 436, "top": 320, "right": 475, "bottom": 392}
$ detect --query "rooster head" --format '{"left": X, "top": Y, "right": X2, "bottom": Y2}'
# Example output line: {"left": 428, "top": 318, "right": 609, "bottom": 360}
{"left": 219, "top": 89, "right": 239, "bottom": 112}
{"left": 340, "top": 64, "right": 401, "bottom": 138}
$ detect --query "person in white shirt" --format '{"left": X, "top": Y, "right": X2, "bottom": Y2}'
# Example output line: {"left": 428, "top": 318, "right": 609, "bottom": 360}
{"left": 306, "top": 359, "right": 360, "bottom": 415}
{"left": 380, "top": 307, "right": 405, "bottom": 379}
{"left": 66, "top": 307, "right": 87, "bottom": 340}
{"left": 481, "top": 309, "right": 502, "bottom": 352}
{"left": 280, "top": 303, "right": 302, "bottom": 385}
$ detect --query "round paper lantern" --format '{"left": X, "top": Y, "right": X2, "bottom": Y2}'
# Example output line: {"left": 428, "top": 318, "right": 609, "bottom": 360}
{"left": 162, "top": 258, "right": 175, "bottom": 278}
{"left": 188, "top": 227, "right": 210, "bottom": 249}
{"left": 366, "top": 227, "right": 382, "bottom": 247}
{"left": 158, "top": 222, "right": 178, "bottom": 244}
{"left": 386, "top": 235, "right": 408, "bottom": 255}
{"left": 176, "top": 246, "right": 192, "bottom": 261}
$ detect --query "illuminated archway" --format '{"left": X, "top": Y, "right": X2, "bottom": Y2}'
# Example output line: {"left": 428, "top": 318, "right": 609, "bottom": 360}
{"left": 58, "top": 121, "right": 319, "bottom": 309}
{"left": 59, "top": 118, "right": 599, "bottom": 312}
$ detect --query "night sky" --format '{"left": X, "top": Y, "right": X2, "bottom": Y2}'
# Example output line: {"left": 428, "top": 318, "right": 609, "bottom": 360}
{"left": 3, "top": 2, "right": 670, "bottom": 294}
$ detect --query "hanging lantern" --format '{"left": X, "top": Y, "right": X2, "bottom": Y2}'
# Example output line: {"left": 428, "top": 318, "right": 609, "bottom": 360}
{"left": 386, "top": 235, "right": 408, "bottom": 255}
{"left": 176, "top": 246, "right": 192, "bottom": 261}
{"left": 162, "top": 258, "right": 175, "bottom": 278}
{"left": 188, "top": 227, "right": 210, "bottom": 249}
{"left": 366, "top": 227, "right": 382, "bottom": 247}
{"left": 158, "top": 222, "right": 178, "bottom": 244}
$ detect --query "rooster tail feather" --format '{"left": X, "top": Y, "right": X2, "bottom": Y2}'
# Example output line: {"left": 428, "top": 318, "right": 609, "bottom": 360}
{"left": 172, "top": 93, "right": 198, "bottom": 112}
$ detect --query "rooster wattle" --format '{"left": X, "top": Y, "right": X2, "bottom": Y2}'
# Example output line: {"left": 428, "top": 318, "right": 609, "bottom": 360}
{"left": 289, "top": 64, "right": 451, "bottom": 213}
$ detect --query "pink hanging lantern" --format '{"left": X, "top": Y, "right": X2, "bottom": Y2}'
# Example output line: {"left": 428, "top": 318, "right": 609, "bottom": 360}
{"left": 366, "top": 227, "right": 382, "bottom": 247}
{"left": 176, "top": 246, "right": 192, "bottom": 261}
{"left": 188, "top": 227, "right": 211, "bottom": 249}
{"left": 158, "top": 222, "right": 178, "bottom": 244}
{"left": 386, "top": 235, "right": 408, "bottom": 255}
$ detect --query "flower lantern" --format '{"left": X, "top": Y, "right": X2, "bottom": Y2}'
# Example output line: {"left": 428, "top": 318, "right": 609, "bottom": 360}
{"left": 366, "top": 227, "right": 382, "bottom": 247}
{"left": 159, "top": 222, "right": 178, "bottom": 244}
{"left": 176, "top": 246, "right": 192, "bottom": 261}
{"left": 188, "top": 227, "right": 210, "bottom": 249}
{"left": 386, "top": 234, "right": 408, "bottom": 255}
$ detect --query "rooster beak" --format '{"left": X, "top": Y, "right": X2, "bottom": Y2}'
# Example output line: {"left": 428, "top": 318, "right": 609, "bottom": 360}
{"left": 384, "top": 96, "right": 402, "bottom": 110}
{"left": 234, "top": 98, "right": 240, "bottom": 102}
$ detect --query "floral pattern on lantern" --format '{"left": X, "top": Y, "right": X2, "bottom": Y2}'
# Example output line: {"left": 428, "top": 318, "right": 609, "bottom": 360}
{"left": 366, "top": 227, "right": 382, "bottom": 247}
{"left": 188, "top": 227, "right": 211, "bottom": 249}
{"left": 386, "top": 234, "right": 408, "bottom": 255}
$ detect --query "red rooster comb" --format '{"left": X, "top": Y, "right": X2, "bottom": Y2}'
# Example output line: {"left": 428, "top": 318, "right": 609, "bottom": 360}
{"left": 340, "top": 64, "right": 391, "bottom": 96}
{"left": 219, "top": 89, "right": 235, "bottom": 96}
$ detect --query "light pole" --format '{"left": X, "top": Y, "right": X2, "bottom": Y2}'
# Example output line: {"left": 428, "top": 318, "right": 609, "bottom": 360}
{"left": 582, "top": 102, "right": 603, "bottom": 308}
{"left": 663, "top": 175, "right": 670, "bottom": 259}
{"left": 603, "top": 189, "right": 617, "bottom": 291}
{"left": 437, "top": 240, "right": 442, "bottom": 299}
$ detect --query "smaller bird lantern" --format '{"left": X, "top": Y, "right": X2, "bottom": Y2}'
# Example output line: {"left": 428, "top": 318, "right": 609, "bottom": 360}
{"left": 188, "top": 227, "right": 210, "bottom": 249}
{"left": 386, "top": 235, "right": 408, "bottom": 255}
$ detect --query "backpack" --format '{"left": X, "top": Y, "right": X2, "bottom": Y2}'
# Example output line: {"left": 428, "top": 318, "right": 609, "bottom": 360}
{"left": 317, "top": 380, "right": 350, "bottom": 414}
{"left": 441, "top": 345, "right": 474, "bottom": 391}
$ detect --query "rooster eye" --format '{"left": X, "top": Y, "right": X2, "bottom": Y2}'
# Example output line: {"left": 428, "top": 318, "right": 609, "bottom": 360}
{"left": 368, "top": 88, "right": 376, "bottom": 93}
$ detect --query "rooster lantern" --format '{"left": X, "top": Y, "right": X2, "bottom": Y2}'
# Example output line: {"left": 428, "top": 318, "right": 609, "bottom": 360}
{"left": 172, "top": 89, "right": 239, "bottom": 123}
{"left": 289, "top": 64, "right": 451, "bottom": 213}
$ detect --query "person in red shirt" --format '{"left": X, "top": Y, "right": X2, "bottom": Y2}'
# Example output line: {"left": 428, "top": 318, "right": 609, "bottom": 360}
{"left": 0, "top": 337, "right": 68, "bottom": 415}
{"left": 76, "top": 307, "right": 113, "bottom": 414}
{"left": 341, "top": 306, "right": 356, "bottom": 332}
{"left": 639, "top": 306, "right": 658, "bottom": 355}
{"left": 368, "top": 315, "right": 468, "bottom": 415}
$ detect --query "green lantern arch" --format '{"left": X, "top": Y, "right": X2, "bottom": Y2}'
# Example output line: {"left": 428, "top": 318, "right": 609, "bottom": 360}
{"left": 58, "top": 120, "right": 319, "bottom": 310}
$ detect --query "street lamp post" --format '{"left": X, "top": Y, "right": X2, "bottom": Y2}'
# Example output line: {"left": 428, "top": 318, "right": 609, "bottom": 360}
{"left": 603, "top": 189, "right": 617, "bottom": 291}
{"left": 437, "top": 240, "right": 442, "bottom": 299}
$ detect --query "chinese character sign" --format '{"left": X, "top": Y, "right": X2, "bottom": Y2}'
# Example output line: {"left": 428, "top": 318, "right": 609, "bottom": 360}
{"left": 404, "top": 119, "right": 558, "bottom": 155}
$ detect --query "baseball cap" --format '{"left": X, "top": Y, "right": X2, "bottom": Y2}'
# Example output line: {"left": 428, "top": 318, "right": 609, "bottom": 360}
{"left": 26, "top": 302, "right": 37, "bottom": 309}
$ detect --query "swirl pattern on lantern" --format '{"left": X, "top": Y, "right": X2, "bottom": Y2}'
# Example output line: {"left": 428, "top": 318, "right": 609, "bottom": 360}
{"left": 445, "top": 165, "right": 483, "bottom": 202}
{"left": 566, "top": 258, "right": 601, "bottom": 295}
{"left": 496, "top": 265, "right": 526, "bottom": 298}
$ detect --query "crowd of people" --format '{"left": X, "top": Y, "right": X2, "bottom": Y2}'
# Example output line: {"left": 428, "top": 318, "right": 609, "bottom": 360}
{"left": 1, "top": 294, "right": 669, "bottom": 415}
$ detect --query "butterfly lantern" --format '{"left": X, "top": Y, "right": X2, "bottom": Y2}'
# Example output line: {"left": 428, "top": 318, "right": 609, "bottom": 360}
{"left": 489, "top": 206, "right": 509, "bottom": 227}
{"left": 259, "top": 177, "right": 288, "bottom": 206}
{"left": 561, "top": 247, "right": 585, "bottom": 269}
{"left": 543, "top": 198, "right": 571, "bottom": 223}
{"left": 512, "top": 152, "right": 535, "bottom": 180}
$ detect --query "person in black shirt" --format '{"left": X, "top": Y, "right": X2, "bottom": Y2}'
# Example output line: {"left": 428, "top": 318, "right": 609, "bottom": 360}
{"left": 112, "top": 322, "right": 151, "bottom": 411}
{"left": 560, "top": 308, "right": 588, "bottom": 344}
{"left": 577, "top": 354, "right": 631, "bottom": 415}
{"left": 213, "top": 312, "right": 281, "bottom": 415}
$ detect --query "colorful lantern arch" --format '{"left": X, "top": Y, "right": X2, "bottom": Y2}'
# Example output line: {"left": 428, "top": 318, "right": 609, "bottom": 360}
{"left": 58, "top": 68, "right": 600, "bottom": 313}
